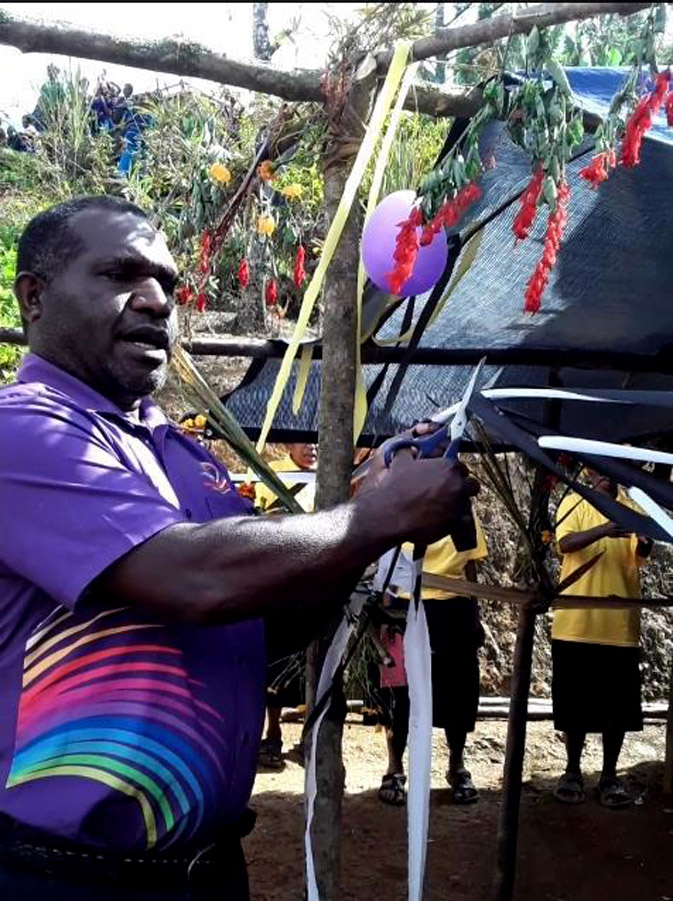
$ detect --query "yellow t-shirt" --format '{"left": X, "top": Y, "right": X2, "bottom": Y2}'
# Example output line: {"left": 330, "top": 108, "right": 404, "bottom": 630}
{"left": 397, "top": 515, "right": 488, "bottom": 600}
{"left": 255, "top": 455, "right": 316, "bottom": 513}
{"left": 552, "top": 492, "right": 642, "bottom": 647}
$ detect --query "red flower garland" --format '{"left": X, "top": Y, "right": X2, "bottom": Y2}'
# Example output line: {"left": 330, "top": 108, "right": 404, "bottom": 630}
{"left": 667, "top": 92, "right": 673, "bottom": 127}
{"left": 196, "top": 292, "right": 207, "bottom": 313}
{"left": 294, "top": 245, "right": 306, "bottom": 289}
{"left": 512, "top": 167, "right": 544, "bottom": 240}
{"left": 177, "top": 286, "right": 193, "bottom": 306}
{"left": 237, "top": 259, "right": 250, "bottom": 288}
{"left": 579, "top": 149, "right": 617, "bottom": 188}
{"left": 524, "top": 181, "right": 570, "bottom": 315}
{"left": 199, "top": 229, "right": 213, "bottom": 275}
{"left": 387, "top": 183, "right": 482, "bottom": 296}
{"left": 621, "top": 71, "right": 670, "bottom": 168}
{"left": 265, "top": 279, "right": 278, "bottom": 307}
{"left": 386, "top": 207, "right": 422, "bottom": 295}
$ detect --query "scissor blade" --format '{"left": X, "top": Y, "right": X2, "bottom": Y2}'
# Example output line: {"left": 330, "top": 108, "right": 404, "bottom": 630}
{"left": 450, "top": 357, "right": 486, "bottom": 443}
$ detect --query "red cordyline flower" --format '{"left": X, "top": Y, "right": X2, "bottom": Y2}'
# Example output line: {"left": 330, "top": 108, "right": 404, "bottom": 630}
{"left": 196, "top": 292, "right": 207, "bottom": 313}
{"left": 579, "top": 149, "right": 617, "bottom": 188}
{"left": 265, "top": 279, "right": 278, "bottom": 307}
{"left": 621, "top": 71, "right": 671, "bottom": 168}
{"left": 237, "top": 258, "right": 250, "bottom": 288}
{"left": 386, "top": 206, "right": 423, "bottom": 295}
{"left": 199, "top": 228, "right": 213, "bottom": 274}
{"left": 177, "top": 286, "right": 193, "bottom": 306}
{"left": 294, "top": 245, "right": 306, "bottom": 289}
{"left": 524, "top": 181, "right": 570, "bottom": 315}
{"left": 513, "top": 167, "right": 544, "bottom": 240}
{"left": 420, "top": 183, "right": 482, "bottom": 245}
{"left": 666, "top": 90, "right": 673, "bottom": 127}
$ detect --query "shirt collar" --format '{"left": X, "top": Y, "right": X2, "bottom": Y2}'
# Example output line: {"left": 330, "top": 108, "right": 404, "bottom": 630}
{"left": 18, "top": 352, "right": 167, "bottom": 429}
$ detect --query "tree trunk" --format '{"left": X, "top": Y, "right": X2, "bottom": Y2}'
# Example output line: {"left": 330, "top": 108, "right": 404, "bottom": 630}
{"left": 305, "top": 58, "right": 377, "bottom": 901}
{"left": 252, "top": 2, "right": 275, "bottom": 62}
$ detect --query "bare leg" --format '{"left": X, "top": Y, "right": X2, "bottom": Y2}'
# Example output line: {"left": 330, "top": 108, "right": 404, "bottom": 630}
{"left": 385, "top": 688, "right": 409, "bottom": 775}
{"left": 445, "top": 728, "right": 467, "bottom": 776}
{"left": 565, "top": 730, "right": 586, "bottom": 776}
{"left": 265, "top": 705, "right": 282, "bottom": 745}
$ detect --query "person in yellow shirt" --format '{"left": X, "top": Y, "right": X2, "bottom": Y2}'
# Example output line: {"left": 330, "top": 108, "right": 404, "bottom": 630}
{"left": 552, "top": 468, "right": 652, "bottom": 808}
{"left": 255, "top": 443, "right": 317, "bottom": 770}
{"left": 375, "top": 516, "right": 488, "bottom": 806}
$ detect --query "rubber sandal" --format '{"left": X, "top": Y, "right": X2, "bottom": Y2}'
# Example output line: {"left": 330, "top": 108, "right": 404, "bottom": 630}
{"left": 554, "top": 771, "right": 585, "bottom": 805}
{"left": 378, "top": 773, "right": 407, "bottom": 806}
{"left": 598, "top": 777, "right": 632, "bottom": 809}
{"left": 258, "top": 738, "right": 285, "bottom": 771}
{"left": 448, "top": 768, "right": 479, "bottom": 805}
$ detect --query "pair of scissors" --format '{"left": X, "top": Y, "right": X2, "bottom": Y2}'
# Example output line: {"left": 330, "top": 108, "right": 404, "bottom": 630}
{"left": 383, "top": 357, "right": 486, "bottom": 468}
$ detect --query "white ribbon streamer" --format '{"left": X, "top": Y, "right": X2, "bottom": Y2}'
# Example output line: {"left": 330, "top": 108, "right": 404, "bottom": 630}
{"left": 628, "top": 487, "right": 673, "bottom": 539}
{"left": 538, "top": 435, "right": 673, "bottom": 466}
{"left": 404, "top": 558, "right": 433, "bottom": 901}
{"left": 305, "top": 591, "right": 366, "bottom": 901}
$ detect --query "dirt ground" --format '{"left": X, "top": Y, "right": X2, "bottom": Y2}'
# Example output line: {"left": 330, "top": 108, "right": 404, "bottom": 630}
{"left": 244, "top": 718, "right": 673, "bottom": 901}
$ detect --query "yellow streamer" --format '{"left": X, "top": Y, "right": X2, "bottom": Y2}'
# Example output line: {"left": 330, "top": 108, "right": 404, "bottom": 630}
{"left": 293, "top": 343, "right": 315, "bottom": 415}
{"left": 354, "top": 55, "right": 418, "bottom": 440}
{"left": 256, "top": 43, "right": 412, "bottom": 454}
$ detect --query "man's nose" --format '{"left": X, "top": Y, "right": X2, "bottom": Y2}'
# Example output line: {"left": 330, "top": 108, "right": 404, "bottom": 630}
{"left": 129, "top": 278, "right": 172, "bottom": 316}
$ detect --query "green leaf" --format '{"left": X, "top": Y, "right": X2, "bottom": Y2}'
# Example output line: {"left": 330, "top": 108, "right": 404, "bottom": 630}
{"left": 607, "top": 48, "right": 623, "bottom": 67}
{"left": 528, "top": 26, "right": 540, "bottom": 59}
{"left": 547, "top": 60, "right": 572, "bottom": 96}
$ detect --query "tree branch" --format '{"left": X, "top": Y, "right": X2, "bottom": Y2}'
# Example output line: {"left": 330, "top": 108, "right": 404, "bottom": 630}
{"left": 391, "top": 2, "right": 654, "bottom": 67}
{"left": 0, "top": 3, "right": 653, "bottom": 121}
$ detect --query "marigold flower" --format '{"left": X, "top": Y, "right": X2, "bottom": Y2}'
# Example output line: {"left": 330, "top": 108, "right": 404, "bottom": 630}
{"left": 265, "top": 279, "right": 278, "bottom": 307}
{"left": 238, "top": 258, "right": 250, "bottom": 288}
{"left": 257, "top": 214, "right": 276, "bottom": 237}
{"left": 281, "top": 183, "right": 303, "bottom": 200}
{"left": 238, "top": 482, "right": 256, "bottom": 500}
{"left": 209, "top": 162, "right": 232, "bottom": 184}
{"left": 258, "top": 160, "right": 275, "bottom": 182}
{"left": 194, "top": 414, "right": 207, "bottom": 429}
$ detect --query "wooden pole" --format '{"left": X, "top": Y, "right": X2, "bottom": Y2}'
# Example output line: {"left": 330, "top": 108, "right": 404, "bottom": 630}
{"left": 492, "top": 603, "right": 537, "bottom": 901}
{"left": 664, "top": 651, "right": 673, "bottom": 794}
{"left": 304, "top": 56, "right": 377, "bottom": 901}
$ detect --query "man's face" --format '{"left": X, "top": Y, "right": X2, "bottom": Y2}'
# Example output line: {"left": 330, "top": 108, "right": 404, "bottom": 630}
{"left": 23, "top": 209, "right": 179, "bottom": 410}
{"left": 585, "top": 467, "right": 616, "bottom": 496}
{"left": 288, "top": 443, "right": 318, "bottom": 470}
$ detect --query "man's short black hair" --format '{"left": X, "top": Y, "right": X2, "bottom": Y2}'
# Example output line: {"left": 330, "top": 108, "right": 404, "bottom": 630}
{"left": 16, "top": 195, "right": 150, "bottom": 284}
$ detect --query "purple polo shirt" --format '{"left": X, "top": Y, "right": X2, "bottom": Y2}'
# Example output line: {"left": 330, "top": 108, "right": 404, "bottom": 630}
{"left": 0, "top": 354, "right": 265, "bottom": 853}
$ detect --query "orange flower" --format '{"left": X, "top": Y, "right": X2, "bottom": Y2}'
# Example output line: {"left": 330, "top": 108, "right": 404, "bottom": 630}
{"left": 257, "top": 214, "right": 276, "bottom": 237}
{"left": 209, "top": 162, "right": 232, "bottom": 184}
{"left": 258, "top": 160, "right": 275, "bottom": 182}
{"left": 281, "top": 182, "right": 303, "bottom": 200}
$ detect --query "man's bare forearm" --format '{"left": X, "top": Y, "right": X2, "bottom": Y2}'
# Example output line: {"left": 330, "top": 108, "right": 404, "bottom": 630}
{"left": 97, "top": 498, "right": 398, "bottom": 625}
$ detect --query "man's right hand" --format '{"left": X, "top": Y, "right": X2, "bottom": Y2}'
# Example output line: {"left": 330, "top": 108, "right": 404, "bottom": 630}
{"left": 354, "top": 449, "right": 480, "bottom": 547}
{"left": 604, "top": 521, "right": 631, "bottom": 539}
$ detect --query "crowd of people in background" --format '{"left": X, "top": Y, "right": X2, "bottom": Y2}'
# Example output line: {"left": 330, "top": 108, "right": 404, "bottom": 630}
{"left": 0, "top": 65, "right": 152, "bottom": 176}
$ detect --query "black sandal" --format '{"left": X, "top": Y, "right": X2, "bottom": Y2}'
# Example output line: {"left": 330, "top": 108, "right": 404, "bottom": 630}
{"left": 554, "top": 771, "right": 585, "bottom": 805}
{"left": 598, "top": 776, "right": 632, "bottom": 809}
{"left": 258, "top": 738, "right": 285, "bottom": 771}
{"left": 378, "top": 773, "right": 407, "bottom": 806}
{"left": 448, "top": 768, "right": 479, "bottom": 805}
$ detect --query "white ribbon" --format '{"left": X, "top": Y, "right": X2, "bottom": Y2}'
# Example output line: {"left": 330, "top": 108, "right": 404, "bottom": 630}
{"left": 538, "top": 435, "right": 673, "bottom": 466}
{"left": 305, "top": 592, "right": 366, "bottom": 901}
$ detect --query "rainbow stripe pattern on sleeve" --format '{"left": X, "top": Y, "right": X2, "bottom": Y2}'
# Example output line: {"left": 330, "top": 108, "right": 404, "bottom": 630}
{"left": 6, "top": 605, "right": 226, "bottom": 850}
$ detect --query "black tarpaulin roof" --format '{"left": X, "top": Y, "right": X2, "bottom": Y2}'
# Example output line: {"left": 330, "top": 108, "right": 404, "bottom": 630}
{"left": 224, "top": 68, "right": 673, "bottom": 446}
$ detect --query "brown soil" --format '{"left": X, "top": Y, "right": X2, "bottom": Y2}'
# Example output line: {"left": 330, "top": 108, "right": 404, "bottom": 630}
{"left": 244, "top": 718, "right": 673, "bottom": 901}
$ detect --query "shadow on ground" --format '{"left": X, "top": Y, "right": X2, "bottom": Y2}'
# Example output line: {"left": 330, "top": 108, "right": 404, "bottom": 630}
{"left": 245, "top": 760, "right": 673, "bottom": 901}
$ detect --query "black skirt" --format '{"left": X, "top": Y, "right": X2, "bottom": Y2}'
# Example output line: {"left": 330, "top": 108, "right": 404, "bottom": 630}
{"left": 551, "top": 639, "right": 643, "bottom": 734}
{"left": 374, "top": 596, "right": 482, "bottom": 733}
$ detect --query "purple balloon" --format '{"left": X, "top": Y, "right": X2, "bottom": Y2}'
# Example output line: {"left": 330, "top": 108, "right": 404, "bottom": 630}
{"left": 361, "top": 190, "right": 448, "bottom": 296}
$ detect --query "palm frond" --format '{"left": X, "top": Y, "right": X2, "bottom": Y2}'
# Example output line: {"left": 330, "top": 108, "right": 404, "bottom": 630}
{"left": 172, "top": 347, "right": 304, "bottom": 514}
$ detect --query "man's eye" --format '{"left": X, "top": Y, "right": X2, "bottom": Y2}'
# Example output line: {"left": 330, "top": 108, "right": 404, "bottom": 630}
{"left": 104, "top": 271, "right": 128, "bottom": 282}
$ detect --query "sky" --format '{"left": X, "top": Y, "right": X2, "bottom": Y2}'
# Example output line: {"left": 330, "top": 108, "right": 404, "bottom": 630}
{"left": 0, "top": 2, "right": 377, "bottom": 125}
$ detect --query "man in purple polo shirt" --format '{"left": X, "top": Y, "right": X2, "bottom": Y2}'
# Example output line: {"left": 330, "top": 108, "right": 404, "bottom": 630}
{"left": 0, "top": 196, "right": 477, "bottom": 900}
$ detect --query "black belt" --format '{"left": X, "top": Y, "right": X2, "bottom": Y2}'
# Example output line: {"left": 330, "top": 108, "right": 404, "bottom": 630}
{"left": 0, "top": 809, "right": 255, "bottom": 891}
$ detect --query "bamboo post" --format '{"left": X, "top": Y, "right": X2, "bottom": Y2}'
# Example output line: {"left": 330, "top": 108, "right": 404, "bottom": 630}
{"left": 304, "top": 56, "right": 377, "bottom": 901}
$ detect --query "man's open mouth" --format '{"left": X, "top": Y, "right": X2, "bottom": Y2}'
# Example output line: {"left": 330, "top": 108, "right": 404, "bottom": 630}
{"left": 118, "top": 327, "right": 171, "bottom": 359}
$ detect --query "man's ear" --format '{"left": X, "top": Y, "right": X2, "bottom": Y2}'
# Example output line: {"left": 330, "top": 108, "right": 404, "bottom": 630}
{"left": 14, "top": 272, "right": 46, "bottom": 326}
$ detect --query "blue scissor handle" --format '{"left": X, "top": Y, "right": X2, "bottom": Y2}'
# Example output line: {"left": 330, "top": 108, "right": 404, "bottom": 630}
{"left": 383, "top": 425, "right": 449, "bottom": 467}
